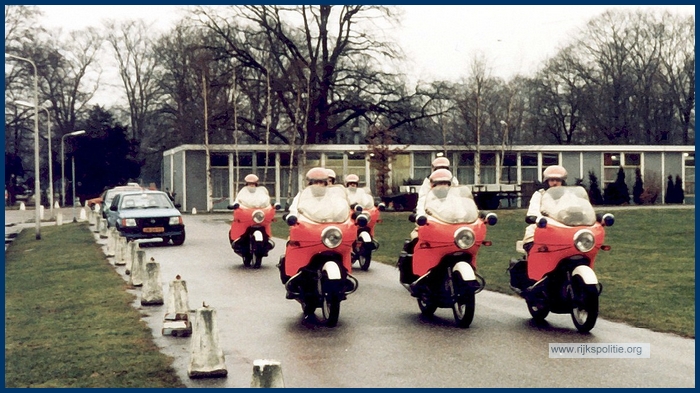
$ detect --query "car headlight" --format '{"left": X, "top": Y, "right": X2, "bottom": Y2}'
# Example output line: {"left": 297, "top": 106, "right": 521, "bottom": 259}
{"left": 252, "top": 210, "right": 265, "bottom": 224}
{"left": 169, "top": 216, "right": 182, "bottom": 225}
{"left": 321, "top": 226, "right": 343, "bottom": 249}
{"left": 454, "top": 227, "right": 475, "bottom": 249}
{"left": 123, "top": 218, "right": 137, "bottom": 227}
{"left": 574, "top": 229, "right": 595, "bottom": 252}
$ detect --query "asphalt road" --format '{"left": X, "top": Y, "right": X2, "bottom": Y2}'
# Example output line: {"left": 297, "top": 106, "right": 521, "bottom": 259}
{"left": 5, "top": 208, "right": 696, "bottom": 388}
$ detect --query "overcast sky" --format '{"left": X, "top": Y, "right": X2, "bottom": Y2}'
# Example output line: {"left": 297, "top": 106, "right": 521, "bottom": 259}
{"left": 35, "top": 5, "right": 695, "bottom": 106}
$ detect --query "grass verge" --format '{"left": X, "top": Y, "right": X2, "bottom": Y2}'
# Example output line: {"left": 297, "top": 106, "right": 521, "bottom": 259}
{"left": 4, "top": 222, "right": 186, "bottom": 388}
{"left": 272, "top": 208, "right": 695, "bottom": 338}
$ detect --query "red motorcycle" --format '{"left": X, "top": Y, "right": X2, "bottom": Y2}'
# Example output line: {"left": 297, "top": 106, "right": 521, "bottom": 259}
{"left": 508, "top": 186, "right": 614, "bottom": 333}
{"left": 397, "top": 185, "right": 497, "bottom": 328}
{"left": 347, "top": 187, "right": 384, "bottom": 271}
{"left": 278, "top": 185, "right": 359, "bottom": 327}
{"left": 227, "top": 186, "right": 278, "bottom": 268}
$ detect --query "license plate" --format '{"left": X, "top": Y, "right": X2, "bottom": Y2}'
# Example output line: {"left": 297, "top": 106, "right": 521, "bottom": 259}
{"left": 143, "top": 227, "right": 164, "bottom": 233}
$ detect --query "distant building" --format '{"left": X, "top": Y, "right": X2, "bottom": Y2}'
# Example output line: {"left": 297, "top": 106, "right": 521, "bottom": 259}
{"left": 162, "top": 144, "right": 694, "bottom": 212}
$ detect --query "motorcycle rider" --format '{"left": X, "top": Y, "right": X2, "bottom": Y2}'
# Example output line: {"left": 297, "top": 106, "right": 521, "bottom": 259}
{"left": 327, "top": 169, "right": 337, "bottom": 185}
{"left": 416, "top": 157, "right": 459, "bottom": 219}
{"left": 521, "top": 165, "right": 568, "bottom": 254}
{"left": 345, "top": 174, "right": 359, "bottom": 188}
{"left": 232, "top": 174, "right": 261, "bottom": 206}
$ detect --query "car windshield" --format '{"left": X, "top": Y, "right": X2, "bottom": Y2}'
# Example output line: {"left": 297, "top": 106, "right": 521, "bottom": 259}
{"left": 297, "top": 184, "right": 350, "bottom": 223}
{"left": 540, "top": 186, "right": 596, "bottom": 226}
{"left": 424, "top": 185, "right": 479, "bottom": 224}
{"left": 236, "top": 186, "right": 271, "bottom": 208}
{"left": 120, "top": 193, "right": 173, "bottom": 210}
{"left": 346, "top": 187, "right": 374, "bottom": 210}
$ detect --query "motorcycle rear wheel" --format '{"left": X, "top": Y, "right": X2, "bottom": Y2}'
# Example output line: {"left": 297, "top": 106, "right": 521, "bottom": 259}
{"left": 526, "top": 296, "right": 550, "bottom": 321}
{"left": 570, "top": 275, "right": 599, "bottom": 333}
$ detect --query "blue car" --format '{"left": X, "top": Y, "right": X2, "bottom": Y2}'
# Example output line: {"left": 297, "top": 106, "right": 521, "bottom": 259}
{"left": 108, "top": 190, "right": 186, "bottom": 245}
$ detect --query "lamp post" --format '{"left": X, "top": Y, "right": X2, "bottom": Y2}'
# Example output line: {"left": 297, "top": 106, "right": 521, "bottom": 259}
{"left": 6, "top": 53, "right": 41, "bottom": 240}
{"left": 15, "top": 100, "right": 54, "bottom": 218}
{"left": 61, "top": 130, "right": 86, "bottom": 215}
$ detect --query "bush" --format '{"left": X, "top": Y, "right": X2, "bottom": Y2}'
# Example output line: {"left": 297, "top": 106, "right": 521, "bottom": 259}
{"left": 640, "top": 171, "right": 660, "bottom": 205}
{"left": 633, "top": 168, "right": 644, "bottom": 205}
{"left": 587, "top": 171, "right": 604, "bottom": 205}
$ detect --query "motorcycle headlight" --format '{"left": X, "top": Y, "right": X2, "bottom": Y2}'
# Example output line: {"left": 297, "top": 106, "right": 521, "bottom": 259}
{"left": 252, "top": 210, "right": 265, "bottom": 224}
{"left": 169, "top": 216, "right": 182, "bottom": 225}
{"left": 574, "top": 229, "right": 595, "bottom": 252}
{"left": 454, "top": 227, "right": 475, "bottom": 250}
{"left": 321, "top": 226, "right": 343, "bottom": 249}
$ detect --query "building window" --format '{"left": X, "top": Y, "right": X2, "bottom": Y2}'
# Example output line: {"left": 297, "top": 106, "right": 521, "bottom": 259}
{"left": 456, "top": 152, "right": 474, "bottom": 185}
{"left": 413, "top": 152, "right": 432, "bottom": 181}
{"left": 211, "top": 154, "right": 229, "bottom": 205}
{"left": 684, "top": 152, "right": 695, "bottom": 198}
{"left": 255, "top": 152, "right": 276, "bottom": 190}
{"left": 347, "top": 151, "right": 367, "bottom": 187}
{"left": 501, "top": 153, "right": 518, "bottom": 184}
{"left": 480, "top": 152, "right": 497, "bottom": 184}
{"left": 520, "top": 153, "right": 538, "bottom": 183}
{"left": 324, "top": 152, "right": 344, "bottom": 182}
{"left": 603, "top": 152, "right": 640, "bottom": 188}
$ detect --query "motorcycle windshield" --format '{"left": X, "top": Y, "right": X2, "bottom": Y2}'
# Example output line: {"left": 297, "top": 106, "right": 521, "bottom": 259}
{"left": 540, "top": 186, "right": 596, "bottom": 226}
{"left": 237, "top": 186, "right": 271, "bottom": 208}
{"left": 346, "top": 187, "right": 375, "bottom": 210}
{"left": 297, "top": 184, "right": 351, "bottom": 223}
{"left": 424, "top": 185, "right": 479, "bottom": 224}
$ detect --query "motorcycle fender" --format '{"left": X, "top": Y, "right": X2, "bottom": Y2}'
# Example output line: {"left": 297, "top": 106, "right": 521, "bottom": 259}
{"left": 322, "top": 261, "right": 342, "bottom": 280}
{"left": 572, "top": 265, "right": 598, "bottom": 285}
{"left": 453, "top": 261, "right": 476, "bottom": 281}
{"left": 358, "top": 231, "right": 372, "bottom": 243}
{"left": 252, "top": 230, "right": 263, "bottom": 242}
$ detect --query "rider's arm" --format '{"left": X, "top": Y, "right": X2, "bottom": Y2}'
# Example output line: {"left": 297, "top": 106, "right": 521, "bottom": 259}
{"left": 288, "top": 192, "right": 300, "bottom": 216}
{"left": 526, "top": 190, "right": 543, "bottom": 217}
{"left": 415, "top": 178, "right": 431, "bottom": 217}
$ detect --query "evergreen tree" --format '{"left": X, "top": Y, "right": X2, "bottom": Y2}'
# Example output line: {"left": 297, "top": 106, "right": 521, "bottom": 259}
{"left": 587, "top": 171, "right": 604, "bottom": 205}
{"left": 633, "top": 168, "right": 644, "bottom": 205}
{"left": 674, "top": 175, "right": 685, "bottom": 204}
{"left": 665, "top": 175, "right": 675, "bottom": 203}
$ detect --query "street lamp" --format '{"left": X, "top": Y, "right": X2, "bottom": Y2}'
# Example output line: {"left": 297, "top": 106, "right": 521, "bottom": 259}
{"left": 61, "top": 130, "right": 86, "bottom": 220}
{"left": 6, "top": 53, "right": 41, "bottom": 240}
{"left": 15, "top": 100, "right": 54, "bottom": 218}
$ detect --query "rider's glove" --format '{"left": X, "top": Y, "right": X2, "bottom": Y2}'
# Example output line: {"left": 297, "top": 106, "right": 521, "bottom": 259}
{"left": 416, "top": 215, "right": 427, "bottom": 226}
{"left": 232, "top": 202, "right": 240, "bottom": 210}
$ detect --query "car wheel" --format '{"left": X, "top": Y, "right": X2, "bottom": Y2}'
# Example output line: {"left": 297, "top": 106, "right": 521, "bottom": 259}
{"left": 172, "top": 233, "right": 185, "bottom": 246}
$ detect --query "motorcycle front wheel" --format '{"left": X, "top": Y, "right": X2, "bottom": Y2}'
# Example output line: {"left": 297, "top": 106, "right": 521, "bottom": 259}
{"left": 570, "top": 275, "right": 599, "bottom": 333}
{"left": 451, "top": 273, "right": 475, "bottom": 328}
{"left": 253, "top": 252, "right": 263, "bottom": 269}
{"left": 242, "top": 253, "right": 253, "bottom": 267}
{"left": 358, "top": 247, "right": 372, "bottom": 271}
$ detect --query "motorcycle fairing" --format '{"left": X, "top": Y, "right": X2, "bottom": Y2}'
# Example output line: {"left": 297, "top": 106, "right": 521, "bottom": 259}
{"left": 413, "top": 219, "right": 486, "bottom": 276}
{"left": 285, "top": 217, "right": 355, "bottom": 277}
{"left": 229, "top": 205, "right": 275, "bottom": 241}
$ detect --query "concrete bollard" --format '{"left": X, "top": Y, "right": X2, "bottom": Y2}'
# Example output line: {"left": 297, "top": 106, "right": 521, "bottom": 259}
{"left": 162, "top": 275, "right": 192, "bottom": 337}
{"left": 19, "top": 202, "right": 25, "bottom": 210}
{"left": 91, "top": 214, "right": 100, "bottom": 232}
{"left": 79, "top": 207, "right": 87, "bottom": 222}
{"left": 129, "top": 249, "right": 146, "bottom": 287}
{"left": 125, "top": 240, "right": 137, "bottom": 275}
{"left": 188, "top": 305, "right": 227, "bottom": 379}
{"left": 54, "top": 201, "right": 60, "bottom": 209}
{"left": 191, "top": 207, "right": 197, "bottom": 215}
{"left": 56, "top": 212, "right": 63, "bottom": 226}
{"left": 94, "top": 203, "right": 101, "bottom": 213}
{"left": 39, "top": 205, "right": 45, "bottom": 220}
{"left": 141, "top": 259, "right": 164, "bottom": 306}
{"left": 99, "top": 218, "right": 108, "bottom": 239}
{"left": 250, "top": 359, "right": 285, "bottom": 388}
{"left": 115, "top": 236, "right": 127, "bottom": 266}
{"left": 105, "top": 227, "right": 116, "bottom": 257}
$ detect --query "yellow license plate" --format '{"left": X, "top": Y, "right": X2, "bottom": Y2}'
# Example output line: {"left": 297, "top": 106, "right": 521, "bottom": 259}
{"left": 143, "top": 227, "right": 164, "bottom": 233}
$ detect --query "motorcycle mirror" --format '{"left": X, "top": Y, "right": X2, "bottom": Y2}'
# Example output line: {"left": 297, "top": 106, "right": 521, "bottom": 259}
{"left": 228, "top": 202, "right": 239, "bottom": 210}
{"left": 227, "top": 205, "right": 235, "bottom": 210}
{"left": 354, "top": 204, "right": 363, "bottom": 213}
{"left": 356, "top": 214, "right": 369, "bottom": 227}
{"left": 485, "top": 212, "right": 498, "bottom": 226}
{"left": 274, "top": 203, "right": 282, "bottom": 211}
{"left": 525, "top": 215, "right": 537, "bottom": 224}
{"left": 537, "top": 217, "right": 547, "bottom": 228}
{"left": 416, "top": 215, "right": 428, "bottom": 226}
{"left": 408, "top": 213, "right": 416, "bottom": 223}
{"left": 602, "top": 213, "right": 615, "bottom": 227}
{"left": 378, "top": 202, "right": 386, "bottom": 212}
{"left": 286, "top": 214, "right": 298, "bottom": 226}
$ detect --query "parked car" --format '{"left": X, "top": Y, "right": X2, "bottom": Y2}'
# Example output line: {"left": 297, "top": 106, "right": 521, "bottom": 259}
{"left": 97, "top": 183, "right": 144, "bottom": 221}
{"left": 108, "top": 190, "right": 185, "bottom": 246}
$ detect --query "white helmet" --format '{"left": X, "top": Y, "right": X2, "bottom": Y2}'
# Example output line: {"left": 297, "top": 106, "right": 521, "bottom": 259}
{"left": 543, "top": 165, "right": 567, "bottom": 181}
{"left": 326, "top": 169, "right": 336, "bottom": 180}
{"left": 429, "top": 168, "right": 453, "bottom": 184}
{"left": 306, "top": 167, "right": 328, "bottom": 183}
{"left": 244, "top": 174, "right": 259, "bottom": 184}
{"left": 431, "top": 157, "right": 450, "bottom": 170}
{"left": 345, "top": 174, "right": 359, "bottom": 185}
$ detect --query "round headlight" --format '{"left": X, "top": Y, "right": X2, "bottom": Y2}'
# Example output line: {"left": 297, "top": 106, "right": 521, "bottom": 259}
{"left": 454, "top": 227, "right": 475, "bottom": 250}
{"left": 574, "top": 229, "right": 595, "bottom": 252}
{"left": 321, "top": 226, "right": 343, "bottom": 249}
{"left": 252, "top": 210, "right": 265, "bottom": 224}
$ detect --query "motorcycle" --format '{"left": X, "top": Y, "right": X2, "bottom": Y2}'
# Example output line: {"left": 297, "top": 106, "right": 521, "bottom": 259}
{"left": 278, "top": 185, "right": 359, "bottom": 327}
{"left": 397, "top": 185, "right": 497, "bottom": 328}
{"left": 227, "top": 186, "right": 278, "bottom": 268}
{"left": 347, "top": 186, "right": 384, "bottom": 271}
{"left": 508, "top": 185, "right": 614, "bottom": 333}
